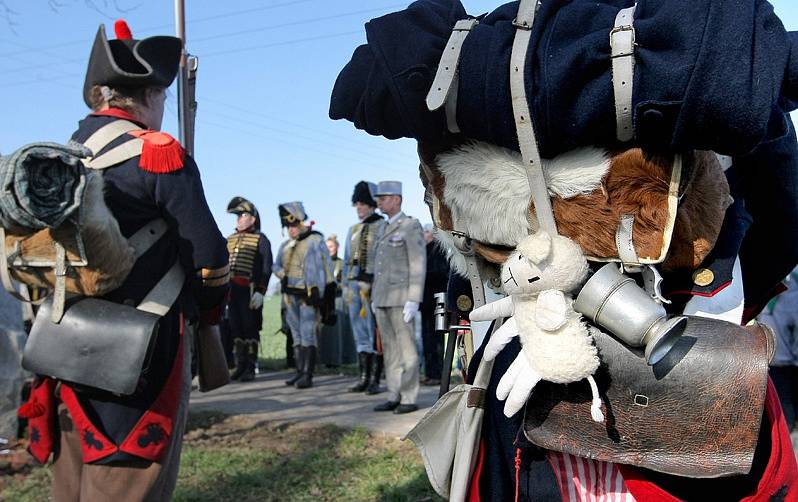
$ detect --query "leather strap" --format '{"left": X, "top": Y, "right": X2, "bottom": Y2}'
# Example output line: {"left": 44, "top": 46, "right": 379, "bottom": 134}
{"left": 136, "top": 261, "right": 185, "bottom": 316}
{"left": 81, "top": 119, "right": 145, "bottom": 170}
{"left": 510, "top": 0, "right": 557, "bottom": 235}
{"left": 615, "top": 214, "right": 639, "bottom": 265}
{"left": 426, "top": 18, "right": 480, "bottom": 114}
{"left": 127, "top": 219, "right": 170, "bottom": 260}
{"left": 51, "top": 242, "right": 66, "bottom": 322}
{"left": 82, "top": 120, "right": 140, "bottom": 155}
{"left": 611, "top": 6, "right": 636, "bottom": 142}
{"left": 87, "top": 140, "right": 144, "bottom": 170}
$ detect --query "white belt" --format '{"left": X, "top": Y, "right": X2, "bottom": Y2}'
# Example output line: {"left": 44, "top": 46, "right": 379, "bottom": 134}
{"left": 610, "top": 5, "right": 637, "bottom": 142}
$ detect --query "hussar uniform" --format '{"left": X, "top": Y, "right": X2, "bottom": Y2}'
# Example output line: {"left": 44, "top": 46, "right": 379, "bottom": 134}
{"left": 343, "top": 181, "right": 387, "bottom": 393}
{"left": 226, "top": 197, "right": 272, "bottom": 382}
{"left": 273, "top": 202, "right": 333, "bottom": 389}
{"left": 371, "top": 181, "right": 426, "bottom": 411}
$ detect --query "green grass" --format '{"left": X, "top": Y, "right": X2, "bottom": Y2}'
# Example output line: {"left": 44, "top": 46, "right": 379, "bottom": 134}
{"left": 1, "top": 412, "right": 441, "bottom": 502}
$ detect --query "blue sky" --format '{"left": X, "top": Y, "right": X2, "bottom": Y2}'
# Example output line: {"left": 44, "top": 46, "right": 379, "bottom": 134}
{"left": 1, "top": 0, "right": 797, "bottom": 247}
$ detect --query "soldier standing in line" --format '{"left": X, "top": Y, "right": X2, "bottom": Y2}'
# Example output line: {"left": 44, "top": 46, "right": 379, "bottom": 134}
{"left": 226, "top": 197, "right": 273, "bottom": 382}
{"left": 371, "top": 181, "right": 426, "bottom": 414}
{"left": 273, "top": 202, "right": 333, "bottom": 389}
{"left": 343, "top": 181, "right": 387, "bottom": 393}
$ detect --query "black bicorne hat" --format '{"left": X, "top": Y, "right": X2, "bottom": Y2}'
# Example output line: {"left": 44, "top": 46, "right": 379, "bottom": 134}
{"left": 227, "top": 196, "right": 260, "bottom": 230}
{"left": 83, "top": 20, "right": 182, "bottom": 108}
{"left": 351, "top": 181, "right": 377, "bottom": 207}
{"left": 278, "top": 201, "right": 307, "bottom": 228}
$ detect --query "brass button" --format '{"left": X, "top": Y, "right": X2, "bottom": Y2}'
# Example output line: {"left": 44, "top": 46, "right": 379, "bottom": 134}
{"left": 692, "top": 268, "right": 715, "bottom": 287}
{"left": 456, "top": 295, "right": 473, "bottom": 312}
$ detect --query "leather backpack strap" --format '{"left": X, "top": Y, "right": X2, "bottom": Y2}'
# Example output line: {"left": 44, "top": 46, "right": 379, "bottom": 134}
{"left": 136, "top": 261, "right": 185, "bottom": 317}
{"left": 510, "top": 0, "right": 558, "bottom": 235}
{"left": 80, "top": 119, "right": 145, "bottom": 171}
{"left": 611, "top": 6, "right": 637, "bottom": 142}
{"left": 128, "top": 218, "right": 184, "bottom": 317}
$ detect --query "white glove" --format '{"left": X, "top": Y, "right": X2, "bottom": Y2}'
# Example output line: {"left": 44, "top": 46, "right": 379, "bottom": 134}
{"left": 470, "top": 296, "right": 516, "bottom": 361}
{"left": 470, "top": 295, "right": 538, "bottom": 417}
{"left": 496, "top": 352, "right": 542, "bottom": 417}
{"left": 249, "top": 291, "right": 264, "bottom": 310}
{"left": 402, "top": 301, "right": 420, "bottom": 323}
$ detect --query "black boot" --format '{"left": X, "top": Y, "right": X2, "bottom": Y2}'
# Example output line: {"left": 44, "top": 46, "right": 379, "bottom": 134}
{"left": 240, "top": 341, "right": 257, "bottom": 382}
{"left": 285, "top": 346, "right": 303, "bottom": 386}
{"left": 295, "top": 346, "right": 316, "bottom": 389}
{"left": 366, "top": 353, "right": 384, "bottom": 395}
{"left": 349, "top": 352, "right": 372, "bottom": 392}
{"left": 230, "top": 339, "right": 247, "bottom": 381}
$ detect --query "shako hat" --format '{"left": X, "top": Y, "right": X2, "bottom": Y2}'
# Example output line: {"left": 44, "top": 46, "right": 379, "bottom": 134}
{"left": 375, "top": 180, "right": 402, "bottom": 197}
{"left": 83, "top": 19, "right": 182, "bottom": 108}
{"left": 351, "top": 181, "right": 377, "bottom": 207}
{"left": 227, "top": 196, "right": 260, "bottom": 229}
{"left": 278, "top": 201, "right": 307, "bottom": 227}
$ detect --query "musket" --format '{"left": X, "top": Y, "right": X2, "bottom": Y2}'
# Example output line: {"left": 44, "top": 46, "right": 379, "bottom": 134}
{"left": 174, "top": 0, "right": 198, "bottom": 157}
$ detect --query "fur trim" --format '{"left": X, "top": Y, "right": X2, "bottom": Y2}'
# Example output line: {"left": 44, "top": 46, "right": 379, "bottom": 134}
{"left": 435, "top": 141, "right": 609, "bottom": 247}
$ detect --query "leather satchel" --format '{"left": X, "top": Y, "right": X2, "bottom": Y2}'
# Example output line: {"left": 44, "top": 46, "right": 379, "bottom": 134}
{"left": 22, "top": 261, "right": 185, "bottom": 396}
{"left": 522, "top": 316, "right": 772, "bottom": 478}
{"left": 195, "top": 323, "right": 230, "bottom": 392}
{"left": 23, "top": 296, "right": 160, "bottom": 396}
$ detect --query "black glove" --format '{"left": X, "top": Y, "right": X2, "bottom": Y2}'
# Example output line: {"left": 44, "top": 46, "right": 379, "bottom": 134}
{"left": 280, "top": 276, "right": 288, "bottom": 290}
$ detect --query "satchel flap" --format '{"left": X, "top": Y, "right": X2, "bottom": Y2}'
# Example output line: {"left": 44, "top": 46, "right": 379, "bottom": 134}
{"left": 522, "top": 316, "right": 769, "bottom": 478}
{"left": 23, "top": 297, "right": 160, "bottom": 395}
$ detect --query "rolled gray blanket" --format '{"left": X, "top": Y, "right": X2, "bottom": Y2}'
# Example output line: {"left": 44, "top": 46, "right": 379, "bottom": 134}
{"left": 0, "top": 141, "right": 91, "bottom": 231}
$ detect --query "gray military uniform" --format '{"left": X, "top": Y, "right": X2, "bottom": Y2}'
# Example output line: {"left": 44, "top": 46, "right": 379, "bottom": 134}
{"left": 372, "top": 211, "right": 426, "bottom": 404}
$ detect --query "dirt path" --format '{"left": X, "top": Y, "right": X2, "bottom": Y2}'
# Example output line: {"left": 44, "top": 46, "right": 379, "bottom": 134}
{"left": 189, "top": 371, "right": 440, "bottom": 438}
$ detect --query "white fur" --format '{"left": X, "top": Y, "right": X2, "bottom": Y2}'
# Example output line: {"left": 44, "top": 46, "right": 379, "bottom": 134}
{"left": 435, "top": 141, "right": 609, "bottom": 248}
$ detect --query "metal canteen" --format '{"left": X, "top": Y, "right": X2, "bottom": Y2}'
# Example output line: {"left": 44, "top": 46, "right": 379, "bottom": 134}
{"left": 574, "top": 263, "right": 686, "bottom": 365}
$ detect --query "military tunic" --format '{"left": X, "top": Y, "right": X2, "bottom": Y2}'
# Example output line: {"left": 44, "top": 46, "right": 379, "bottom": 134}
{"left": 226, "top": 230, "right": 272, "bottom": 343}
{"left": 372, "top": 212, "right": 426, "bottom": 405}
{"left": 343, "top": 212, "right": 386, "bottom": 353}
{"left": 273, "top": 229, "right": 332, "bottom": 347}
{"left": 22, "top": 109, "right": 229, "bottom": 492}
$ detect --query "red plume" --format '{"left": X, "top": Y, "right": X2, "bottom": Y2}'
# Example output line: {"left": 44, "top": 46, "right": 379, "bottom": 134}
{"left": 114, "top": 19, "right": 133, "bottom": 40}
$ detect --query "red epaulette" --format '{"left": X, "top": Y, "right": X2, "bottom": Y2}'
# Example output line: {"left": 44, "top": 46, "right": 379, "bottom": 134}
{"left": 128, "top": 130, "right": 185, "bottom": 174}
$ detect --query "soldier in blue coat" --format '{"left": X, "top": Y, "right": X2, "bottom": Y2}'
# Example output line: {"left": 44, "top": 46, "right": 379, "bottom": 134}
{"left": 18, "top": 19, "right": 229, "bottom": 500}
{"left": 343, "top": 181, "right": 387, "bottom": 393}
{"left": 273, "top": 202, "right": 334, "bottom": 389}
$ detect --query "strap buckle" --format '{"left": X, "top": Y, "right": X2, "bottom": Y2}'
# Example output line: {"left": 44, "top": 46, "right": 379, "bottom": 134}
{"left": 610, "top": 25, "right": 635, "bottom": 57}
{"left": 511, "top": 18, "right": 533, "bottom": 30}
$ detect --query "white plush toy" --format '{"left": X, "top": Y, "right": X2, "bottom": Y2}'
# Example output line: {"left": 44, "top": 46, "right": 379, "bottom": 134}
{"left": 470, "top": 231, "right": 604, "bottom": 421}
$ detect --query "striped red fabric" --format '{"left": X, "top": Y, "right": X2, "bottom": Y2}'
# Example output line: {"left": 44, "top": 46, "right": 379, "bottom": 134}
{"left": 548, "top": 451, "right": 635, "bottom": 502}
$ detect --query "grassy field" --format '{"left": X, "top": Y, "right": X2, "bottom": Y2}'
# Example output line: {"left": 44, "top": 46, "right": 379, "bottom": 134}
{"left": 1, "top": 296, "right": 440, "bottom": 501}
{"left": 1, "top": 411, "right": 440, "bottom": 502}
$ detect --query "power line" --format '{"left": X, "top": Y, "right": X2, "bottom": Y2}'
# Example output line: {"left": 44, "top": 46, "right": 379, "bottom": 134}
{"left": 197, "top": 117, "right": 408, "bottom": 175}
{"left": 191, "top": 4, "right": 403, "bottom": 44}
{"left": 200, "top": 107, "right": 407, "bottom": 165}
{"left": 201, "top": 97, "right": 408, "bottom": 162}
{"left": 202, "top": 30, "right": 362, "bottom": 58}
{"left": 0, "top": 0, "right": 328, "bottom": 59}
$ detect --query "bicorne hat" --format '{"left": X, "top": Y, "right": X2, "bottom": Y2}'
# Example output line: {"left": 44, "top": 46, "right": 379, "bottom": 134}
{"left": 351, "top": 181, "right": 377, "bottom": 207}
{"left": 83, "top": 19, "right": 182, "bottom": 108}
{"left": 278, "top": 201, "right": 307, "bottom": 228}
{"left": 227, "top": 196, "right": 260, "bottom": 229}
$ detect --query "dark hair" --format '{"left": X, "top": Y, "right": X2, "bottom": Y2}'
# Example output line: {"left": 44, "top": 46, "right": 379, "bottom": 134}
{"left": 87, "top": 85, "right": 148, "bottom": 114}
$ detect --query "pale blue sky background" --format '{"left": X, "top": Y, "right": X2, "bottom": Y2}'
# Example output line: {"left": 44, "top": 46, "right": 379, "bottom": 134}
{"left": 1, "top": 0, "right": 796, "bottom": 246}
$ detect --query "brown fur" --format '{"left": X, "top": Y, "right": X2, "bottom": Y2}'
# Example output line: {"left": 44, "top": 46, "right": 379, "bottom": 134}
{"left": 5, "top": 175, "right": 136, "bottom": 295}
{"left": 424, "top": 145, "right": 728, "bottom": 271}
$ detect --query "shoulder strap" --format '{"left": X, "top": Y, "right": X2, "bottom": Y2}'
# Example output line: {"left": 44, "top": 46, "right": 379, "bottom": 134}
{"left": 510, "top": 0, "right": 558, "bottom": 235}
{"left": 80, "top": 119, "right": 145, "bottom": 171}
{"left": 136, "top": 261, "right": 185, "bottom": 316}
